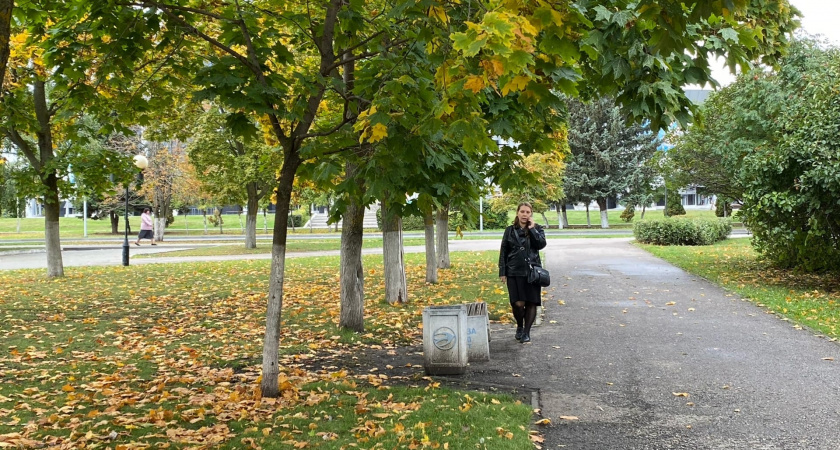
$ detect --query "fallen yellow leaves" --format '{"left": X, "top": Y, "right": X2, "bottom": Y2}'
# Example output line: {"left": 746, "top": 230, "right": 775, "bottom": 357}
{"left": 0, "top": 253, "right": 524, "bottom": 448}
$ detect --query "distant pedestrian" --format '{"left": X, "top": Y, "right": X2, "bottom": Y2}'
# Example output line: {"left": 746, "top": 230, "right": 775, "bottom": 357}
{"left": 135, "top": 208, "right": 156, "bottom": 246}
{"left": 498, "top": 202, "right": 546, "bottom": 343}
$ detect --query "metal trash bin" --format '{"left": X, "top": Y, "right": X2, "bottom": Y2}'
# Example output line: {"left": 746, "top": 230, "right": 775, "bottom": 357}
{"left": 422, "top": 305, "right": 468, "bottom": 375}
{"left": 466, "top": 302, "right": 490, "bottom": 362}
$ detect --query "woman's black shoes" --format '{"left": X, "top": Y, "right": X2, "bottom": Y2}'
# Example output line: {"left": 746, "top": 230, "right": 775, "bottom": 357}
{"left": 515, "top": 327, "right": 524, "bottom": 341}
{"left": 520, "top": 333, "right": 531, "bottom": 343}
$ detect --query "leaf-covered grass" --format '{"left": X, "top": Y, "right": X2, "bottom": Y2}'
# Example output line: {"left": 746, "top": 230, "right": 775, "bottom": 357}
{"left": 639, "top": 239, "right": 840, "bottom": 337}
{"left": 0, "top": 251, "right": 534, "bottom": 449}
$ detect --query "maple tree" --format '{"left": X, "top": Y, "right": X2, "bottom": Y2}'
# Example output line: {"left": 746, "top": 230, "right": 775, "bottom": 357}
{"left": 0, "top": 25, "right": 139, "bottom": 276}
{"left": 23, "top": 0, "right": 801, "bottom": 396}
{"left": 187, "top": 108, "right": 280, "bottom": 248}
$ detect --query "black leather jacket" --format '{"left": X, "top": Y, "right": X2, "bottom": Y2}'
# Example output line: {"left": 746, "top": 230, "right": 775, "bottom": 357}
{"left": 499, "top": 224, "right": 546, "bottom": 277}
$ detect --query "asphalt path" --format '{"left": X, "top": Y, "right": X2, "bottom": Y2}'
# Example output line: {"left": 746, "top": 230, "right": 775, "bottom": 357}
{"left": 465, "top": 238, "right": 840, "bottom": 449}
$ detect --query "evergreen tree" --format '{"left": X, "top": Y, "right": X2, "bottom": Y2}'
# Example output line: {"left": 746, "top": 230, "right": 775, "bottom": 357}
{"left": 564, "top": 97, "right": 659, "bottom": 228}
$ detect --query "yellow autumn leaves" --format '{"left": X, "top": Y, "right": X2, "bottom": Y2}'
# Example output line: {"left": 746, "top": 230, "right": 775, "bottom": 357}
{"left": 354, "top": 106, "right": 388, "bottom": 144}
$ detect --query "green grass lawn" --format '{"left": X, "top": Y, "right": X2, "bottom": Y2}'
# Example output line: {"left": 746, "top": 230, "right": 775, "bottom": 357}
{"left": 0, "top": 251, "right": 535, "bottom": 449}
{"left": 639, "top": 239, "right": 840, "bottom": 338}
{"left": 0, "top": 208, "right": 729, "bottom": 241}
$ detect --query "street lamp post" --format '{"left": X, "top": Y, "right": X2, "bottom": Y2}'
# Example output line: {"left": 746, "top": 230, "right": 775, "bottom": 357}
{"left": 122, "top": 155, "right": 149, "bottom": 266}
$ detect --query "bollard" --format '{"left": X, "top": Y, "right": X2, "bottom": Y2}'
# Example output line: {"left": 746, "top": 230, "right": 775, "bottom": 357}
{"left": 422, "top": 305, "right": 468, "bottom": 375}
{"left": 466, "top": 302, "right": 490, "bottom": 362}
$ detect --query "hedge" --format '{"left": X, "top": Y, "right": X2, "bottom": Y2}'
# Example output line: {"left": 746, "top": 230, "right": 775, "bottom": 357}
{"left": 634, "top": 217, "right": 732, "bottom": 246}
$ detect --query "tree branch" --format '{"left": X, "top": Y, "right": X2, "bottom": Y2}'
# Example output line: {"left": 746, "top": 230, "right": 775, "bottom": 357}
{"left": 291, "top": 0, "right": 341, "bottom": 145}
{"left": 140, "top": 2, "right": 258, "bottom": 75}
{"left": 5, "top": 128, "right": 41, "bottom": 171}
{"left": 299, "top": 115, "right": 355, "bottom": 139}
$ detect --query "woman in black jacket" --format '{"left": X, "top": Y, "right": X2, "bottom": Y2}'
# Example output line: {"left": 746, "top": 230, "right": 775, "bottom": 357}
{"left": 499, "top": 202, "right": 547, "bottom": 343}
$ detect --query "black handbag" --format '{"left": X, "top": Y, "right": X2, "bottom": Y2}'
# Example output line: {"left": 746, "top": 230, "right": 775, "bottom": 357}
{"left": 518, "top": 226, "right": 550, "bottom": 287}
{"left": 527, "top": 262, "right": 551, "bottom": 287}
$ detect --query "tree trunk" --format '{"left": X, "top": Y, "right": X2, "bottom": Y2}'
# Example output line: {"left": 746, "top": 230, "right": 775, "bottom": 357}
{"left": 33, "top": 79, "right": 63, "bottom": 277}
{"left": 560, "top": 203, "right": 569, "bottom": 228}
{"left": 640, "top": 204, "right": 646, "bottom": 220}
{"left": 436, "top": 205, "right": 450, "bottom": 269}
{"left": 155, "top": 217, "right": 166, "bottom": 241}
{"left": 338, "top": 52, "right": 365, "bottom": 329}
{"left": 245, "top": 184, "right": 259, "bottom": 248}
{"left": 43, "top": 186, "right": 64, "bottom": 278}
{"left": 0, "top": 0, "right": 12, "bottom": 93}
{"left": 540, "top": 212, "right": 550, "bottom": 228}
{"left": 424, "top": 208, "right": 437, "bottom": 284}
{"left": 585, "top": 203, "right": 591, "bottom": 227}
{"left": 110, "top": 211, "right": 119, "bottom": 234}
{"left": 382, "top": 201, "right": 407, "bottom": 304}
{"left": 263, "top": 208, "right": 268, "bottom": 234}
{"left": 261, "top": 151, "right": 301, "bottom": 398}
{"left": 597, "top": 198, "right": 610, "bottom": 229}
{"left": 339, "top": 162, "right": 365, "bottom": 331}
{"left": 203, "top": 209, "right": 208, "bottom": 235}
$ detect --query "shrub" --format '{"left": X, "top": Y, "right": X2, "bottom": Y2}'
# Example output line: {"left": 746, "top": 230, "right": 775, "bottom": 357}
{"left": 287, "top": 214, "right": 303, "bottom": 227}
{"left": 482, "top": 206, "right": 509, "bottom": 229}
{"left": 620, "top": 206, "right": 635, "bottom": 223}
{"left": 375, "top": 209, "right": 425, "bottom": 231}
{"left": 664, "top": 189, "right": 686, "bottom": 216}
{"left": 634, "top": 218, "right": 732, "bottom": 246}
{"left": 715, "top": 199, "right": 733, "bottom": 217}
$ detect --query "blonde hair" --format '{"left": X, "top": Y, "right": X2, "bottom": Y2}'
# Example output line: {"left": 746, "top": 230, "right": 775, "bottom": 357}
{"left": 512, "top": 202, "right": 533, "bottom": 226}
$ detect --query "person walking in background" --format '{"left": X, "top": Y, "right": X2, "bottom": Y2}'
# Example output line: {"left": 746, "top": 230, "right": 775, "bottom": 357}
{"left": 499, "top": 202, "right": 546, "bottom": 343}
{"left": 135, "top": 208, "right": 156, "bottom": 246}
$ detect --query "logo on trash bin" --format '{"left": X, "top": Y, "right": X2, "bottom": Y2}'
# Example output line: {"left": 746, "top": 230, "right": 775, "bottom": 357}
{"left": 433, "top": 327, "right": 457, "bottom": 351}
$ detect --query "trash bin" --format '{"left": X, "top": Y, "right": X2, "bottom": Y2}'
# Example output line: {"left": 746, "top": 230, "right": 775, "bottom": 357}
{"left": 466, "top": 302, "right": 490, "bottom": 362}
{"left": 422, "top": 305, "right": 468, "bottom": 375}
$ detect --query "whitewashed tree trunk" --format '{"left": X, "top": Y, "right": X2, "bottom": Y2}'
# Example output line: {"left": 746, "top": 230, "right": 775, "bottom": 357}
{"left": 261, "top": 153, "right": 300, "bottom": 398}
{"left": 44, "top": 194, "right": 64, "bottom": 278}
{"left": 436, "top": 206, "right": 450, "bottom": 269}
{"left": 585, "top": 204, "right": 591, "bottom": 227}
{"left": 540, "top": 212, "right": 550, "bottom": 228}
{"left": 560, "top": 203, "right": 569, "bottom": 228}
{"left": 382, "top": 202, "right": 407, "bottom": 304}
{"left": 339, "top": 176, "right": 365, "bottom": 331}
{"left": 424, "top": 209, "right": 437, "bottom": 283}
{"left": 597, "top": 198, "right": 610, "bottom": 229}
{"left": 203, "top": 210, "right": 208, "bottom": 235}
{"left": 245, "top": 214, "right": 257, "bottom": 248}
{"left": 245, "top": 189, "right": 259, "bottom": 249}
{"left": 154, "top": 217, "right": 166, "bottom": 242}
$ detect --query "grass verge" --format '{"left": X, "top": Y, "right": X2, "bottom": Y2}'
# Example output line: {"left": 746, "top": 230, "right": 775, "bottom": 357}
{"left": 0, "top": 251, "right": 535, "bottom": 449}
{"left": 638, "top": 239, "right": 840, "bottom": 338}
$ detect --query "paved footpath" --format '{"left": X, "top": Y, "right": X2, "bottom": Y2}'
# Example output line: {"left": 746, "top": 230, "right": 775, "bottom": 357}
{"left": 3, "top": 237, "right": 840, "bottom": 448}
{"left": 467, "top": 238, "right": 840, "bottom": 449}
